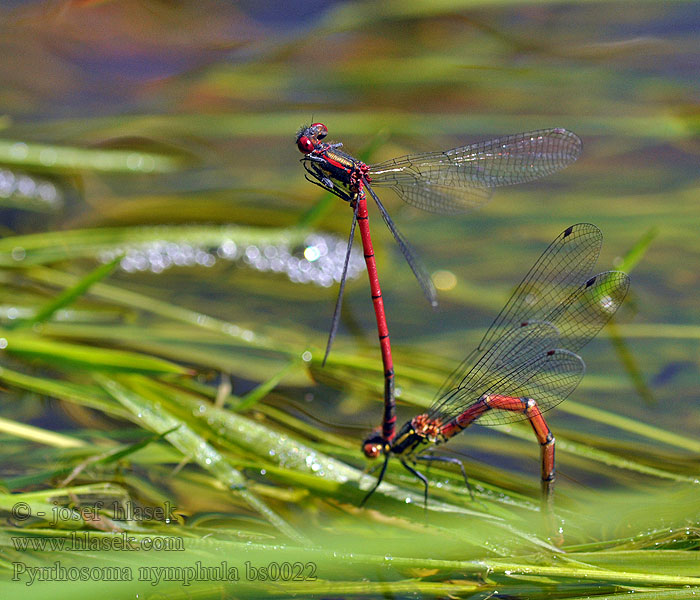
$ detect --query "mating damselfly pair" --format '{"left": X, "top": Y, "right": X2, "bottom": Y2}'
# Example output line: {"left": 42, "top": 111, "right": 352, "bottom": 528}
{"left": 295, "top": 123, "right": 628, "bottom": 514}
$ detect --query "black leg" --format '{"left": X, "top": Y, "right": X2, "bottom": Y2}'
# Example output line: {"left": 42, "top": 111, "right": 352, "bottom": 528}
{"left": 323, "top": 201, "right": 358, "bottom": 365}
{"left": 303, "top": 172, "right": 337, "bottom": 195}
{"left": 415, "top": 453, "right": 474, "bottom": 501}
{"left": 360, "top": 453, "right": 390, "bottom": 507}
{"left": 400, "top": 459, "right": 430, "bottom": 511}
{"left": 301, "top": 161, "right": 353, "bottom": 202}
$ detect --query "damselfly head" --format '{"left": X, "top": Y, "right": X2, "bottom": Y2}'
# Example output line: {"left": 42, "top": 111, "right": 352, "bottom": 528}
{"left": 310, "top": 122, "right": 328, "bottom": 139}
{"left": 296, "top": 134, "right": 314, "bottom": 154}
{"left": 362, "top": 431, "right": 384, "bottom": 459}
{"left": 296, "top": 122, "right": 328, "bottom": 154}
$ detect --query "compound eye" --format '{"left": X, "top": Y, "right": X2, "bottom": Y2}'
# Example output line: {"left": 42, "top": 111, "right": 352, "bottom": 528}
{"left": 297, "top": 136, "right": 314, "bottom": 154}
{"left": 311, "top": 122, "right": 328, "bottom": 139}
{"left": 362, "top": 441, "right": 382, "bottom": 459}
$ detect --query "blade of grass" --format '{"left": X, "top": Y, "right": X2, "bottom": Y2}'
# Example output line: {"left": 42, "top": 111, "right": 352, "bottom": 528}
{"left": 0, "top": 365, "right": 128, "bottom": 419}
{"left": 1, "top": 333, "right": 191, "bottom": 375}
{"left": 0, "top": 483, "right": 131, "bottom": 529}
{"left": 0, "top": 416, "right": 86, "bottom": 448}
{"left": 232, "top": 357, "right": 302, "bottom": 412}
{"left": 608, "top": 225, "right": 658, "bottom": 404}
{"left": 0, "top": 139, "right": 182, "bottom": 173}
{"left": 59, "top": 426, "right": 180, "bottom": 487}
{"left": 556, "top": 400, "right": 700, "bottom": 454}
{"left": 25, "top": 266, "right": 296, "bottom": 354}
{"left": 505, "top": 422, "right": 698, "bottom": 483}
{"left": 10, "top": 256, "right": 123, "bottom": 330}
{"left": 485, "top": 559, "right": 700, "bottom": 586}
{"left": 608, "top": 319, "right": 655, "bottom": 404}
{"left": 615, "top": 226, "right": 658, "bottom": 273}
{"left": 94, "top": 374, "right": 310, "bottom": 545}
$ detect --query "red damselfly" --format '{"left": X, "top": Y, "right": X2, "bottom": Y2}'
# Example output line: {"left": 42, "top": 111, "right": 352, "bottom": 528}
{"left": 296, "top": 123, "right": 582, "bottom": 443}
{"left": 360, "top": 223, "right": 629, "bottom": 511}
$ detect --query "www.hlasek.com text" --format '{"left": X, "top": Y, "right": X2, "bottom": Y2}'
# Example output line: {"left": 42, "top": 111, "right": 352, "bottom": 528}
{"left": 12, "top": 532, "right": 184, "bottom": 552}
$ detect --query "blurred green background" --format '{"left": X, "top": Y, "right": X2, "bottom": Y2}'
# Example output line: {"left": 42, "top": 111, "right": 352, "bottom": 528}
{"left": 0, "top": 0, "right": 698, "bottom": 597}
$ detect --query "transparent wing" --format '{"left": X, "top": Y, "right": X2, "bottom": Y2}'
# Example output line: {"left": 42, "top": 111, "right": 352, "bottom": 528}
{"left": 373, "top": 180, "right": 493, "bottom": 216}
{"left": 476, "top": 349, "right": 585, "bottom": 426}
{"left": 544, "top": 270, "right": 630, "bottom": 353}
{"left": 478, "top": 223, "right": 603, "bottom": 352}
{"left": 433, "top": 348, "right": 585, "bottom": 427}
{"left": 429, "top": 269, "right": 629, "bottom": 424}
{"left": 434, "top": 321, "right": 561, "bottom": 413}
{"left": 435, "top": 223, "right": 602, "bottom": 401}
{"left": 365, "top": 183, "right": 437, "bottom": 307}
{"left": 370, "top": 128, "right": 582, "bottom": 214}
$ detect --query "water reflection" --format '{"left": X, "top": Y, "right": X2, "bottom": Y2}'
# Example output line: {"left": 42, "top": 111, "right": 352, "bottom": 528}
{"left": 100, "top": 232, "right": 365, "bottom": 287}
{"left": 0, "top": 169, "right": 62, "bottom": 209}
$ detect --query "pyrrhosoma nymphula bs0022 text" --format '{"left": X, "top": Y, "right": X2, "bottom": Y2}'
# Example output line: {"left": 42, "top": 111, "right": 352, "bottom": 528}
{"left": 296, "top": 123, "right": 582, "bottom": 444}
{"left": 360, "top": 223, "right": 629, "bottom": 515}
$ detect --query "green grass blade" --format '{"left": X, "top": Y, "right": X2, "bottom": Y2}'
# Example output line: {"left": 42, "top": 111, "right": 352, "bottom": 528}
{"left": 0, "top": 139, "right": 182, "bottom": 173}
{"left": 95, "top": 374, "right": 309, "bottom": 545}
{"left": 11, "top": 256, "right": 122, "bottom": 330}
{"left": 608, "top": 319, "right": 656, "bottom": 404}
{"left": 2, "top": 333, "right": 191, "bottom": 375}
{"left": 0, "top": 365, "right": 127, "bottom": 418}
{"left": 233, "top": 358, "right": 302, "bottom": 411}
{"left": 505, "top": 423, "right": 697, "bottom": 483}
{"left": 0, "top": 416, "right": 86, "bottom": 448}
{"left": 0, "top": 483, "right": 131, "bottom": 529}
{"left": 25, "top": 266, "right": 296, "bottom": 355}
{"left": 616, "top": 226, "right": 659, "bottom": 273}
{"left": 557, "top": 400, "right": 700, "bottom": 454}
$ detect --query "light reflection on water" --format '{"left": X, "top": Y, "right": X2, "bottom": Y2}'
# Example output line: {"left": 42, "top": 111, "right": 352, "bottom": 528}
{"left": 99, "top": 232, "right": 365, "bottom": 288}
{"left": 0, "top": 169, "right": 62, "bottom": 209}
